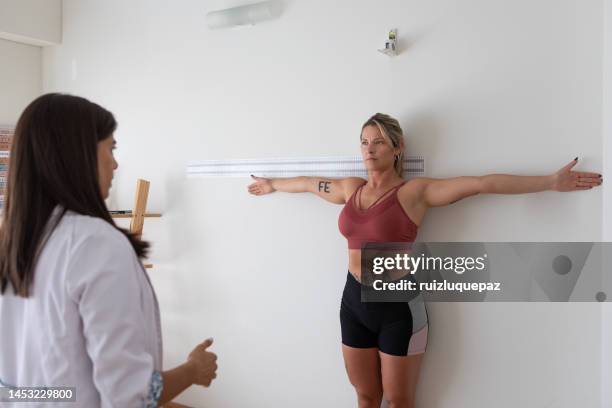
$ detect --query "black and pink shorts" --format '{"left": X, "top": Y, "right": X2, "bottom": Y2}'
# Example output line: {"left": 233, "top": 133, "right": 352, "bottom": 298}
{"left": 340, "top": 271, "right": 429, "bottom": 356}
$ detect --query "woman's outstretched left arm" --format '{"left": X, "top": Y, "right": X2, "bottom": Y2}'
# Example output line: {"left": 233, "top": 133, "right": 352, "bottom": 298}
{"left": 415, "top": 158, "right": 602, "bottom": 208}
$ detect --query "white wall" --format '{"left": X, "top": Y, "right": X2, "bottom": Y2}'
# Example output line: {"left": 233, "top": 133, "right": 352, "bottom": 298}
{"left": 43, "top": 1, "right": 605, "bottom": 407}
{"left": 602, "top": 0, "right": 611, "bottom": 406}
{"left": 0, "top": 38, "right": 41, "bottom": 124}
{"left": 0, "top": 0, "right": 61, "bottom": 46}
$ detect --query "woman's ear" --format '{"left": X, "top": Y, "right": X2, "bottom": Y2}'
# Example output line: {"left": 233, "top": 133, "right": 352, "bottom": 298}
{"left": 397, "top": 139, "right": 405, "bottom": 155}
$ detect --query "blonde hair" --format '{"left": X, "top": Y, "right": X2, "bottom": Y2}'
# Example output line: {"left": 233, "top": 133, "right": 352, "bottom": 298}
{"left": 361, "top": 113, "right": 405, "bottom": 177}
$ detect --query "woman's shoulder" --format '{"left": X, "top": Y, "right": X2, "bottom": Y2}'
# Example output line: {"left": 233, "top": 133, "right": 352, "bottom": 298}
{"left": 342, "top": 177, "right": 367, "bottom": 185}
{"left": 341, "top": 177, "right": 367, "bottom": 190}
{"left": 397, "top": 177, "right": 429, "bottom": 201}
{"left": 340, "top": 177, "right": 367, "bottom": 200}
{"left": 398, "top": 177, "right": 430, "bottom": 192}
{"left": 62, "top": 211, "right": 130, "bottom": 252}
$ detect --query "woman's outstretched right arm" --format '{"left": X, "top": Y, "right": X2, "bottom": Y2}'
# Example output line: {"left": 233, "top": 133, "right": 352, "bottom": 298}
{"left": 248, "top": 175, "right": 364, "bottom": 204}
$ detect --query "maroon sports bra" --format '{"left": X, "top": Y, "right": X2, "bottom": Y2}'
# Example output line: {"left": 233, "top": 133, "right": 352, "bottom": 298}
{"left": 338, "top": 181, "right": 419, "bottom": 249}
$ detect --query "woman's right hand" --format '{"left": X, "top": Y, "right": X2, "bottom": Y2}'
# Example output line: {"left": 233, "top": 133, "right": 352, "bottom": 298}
{"left": 248, "top": 175, "right": 275, "bottom": 195}
{"left": 187, "top": 338, "right": 218, "bottom": 387}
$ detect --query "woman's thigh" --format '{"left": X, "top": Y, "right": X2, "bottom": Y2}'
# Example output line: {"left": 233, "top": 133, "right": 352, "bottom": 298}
{"left": 342, "top": 345, "right": 383, "bottom": 396}
{"left": 379, "top": 352, "right": 424, "bottom": 406}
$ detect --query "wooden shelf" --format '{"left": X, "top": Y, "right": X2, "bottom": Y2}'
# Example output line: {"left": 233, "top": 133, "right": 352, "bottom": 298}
{"left": 111, "top": 213, "right": 162, "bottom": 219}
{"left": 111, "top": 211, "right": 159, "bottom": 268}
{"left": 111, "top": 179, "right": 160, "bottom": 270}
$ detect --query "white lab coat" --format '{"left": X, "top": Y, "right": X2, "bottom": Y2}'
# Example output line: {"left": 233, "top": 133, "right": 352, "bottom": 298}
{"left": 0, "top": 207, "right": 163, "bottom": 408}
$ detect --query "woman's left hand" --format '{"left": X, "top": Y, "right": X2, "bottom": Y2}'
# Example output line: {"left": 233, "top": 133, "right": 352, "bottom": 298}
{"left": 552, "top": 158, "right": 602, "bottom": 192}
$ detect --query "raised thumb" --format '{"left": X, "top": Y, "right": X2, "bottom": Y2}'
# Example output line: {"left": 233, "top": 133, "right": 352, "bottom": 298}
{"left": 201, "top": 338, "right": 214, "bottom": 349}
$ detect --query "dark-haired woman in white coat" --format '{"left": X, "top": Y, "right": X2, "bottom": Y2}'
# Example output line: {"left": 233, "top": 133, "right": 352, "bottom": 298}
{"left": 0, "top": 93, "right": 218, "bottom": 407}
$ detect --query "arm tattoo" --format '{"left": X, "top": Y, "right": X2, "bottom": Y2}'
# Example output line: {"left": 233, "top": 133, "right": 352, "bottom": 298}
{"left": 318, "top": 181, "right": 331, "bottom": 193}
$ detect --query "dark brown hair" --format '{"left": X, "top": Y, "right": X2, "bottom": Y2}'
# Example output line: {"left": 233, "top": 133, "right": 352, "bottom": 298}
{"left": 0, "top": 93, "right": 149, "bottom": 297}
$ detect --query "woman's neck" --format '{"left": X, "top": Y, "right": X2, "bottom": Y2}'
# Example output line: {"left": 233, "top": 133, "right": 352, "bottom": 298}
{"left": 365, "top": 169, "right": 403, "bottom": 189}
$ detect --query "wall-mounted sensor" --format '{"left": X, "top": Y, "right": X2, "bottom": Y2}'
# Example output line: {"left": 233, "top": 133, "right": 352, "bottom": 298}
{"left": 206, "top": 0, "right": 282, "bottom": 29}
{"left": 378, "top": 29, "right": 398, "bottom": 56}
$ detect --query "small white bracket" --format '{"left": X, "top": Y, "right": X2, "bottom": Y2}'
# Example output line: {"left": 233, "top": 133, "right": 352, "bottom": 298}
{"left": 378, "top": 29, "right": 398, "bottom": 56}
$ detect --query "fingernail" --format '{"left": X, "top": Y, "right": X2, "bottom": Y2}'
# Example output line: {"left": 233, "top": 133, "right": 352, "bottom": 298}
{"left": 599, "top": 174, "right": 602, "bottom": 178}
{"left": 574, "top": 157, "right": 578, "bottom": 161}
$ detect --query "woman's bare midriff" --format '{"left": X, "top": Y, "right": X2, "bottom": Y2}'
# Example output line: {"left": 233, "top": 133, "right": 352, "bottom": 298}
{"left": 348, "top": 249, "right": 363, "bottom": 281}
{"left": 348, "top": 249, "right": 413, "bottom": 283}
